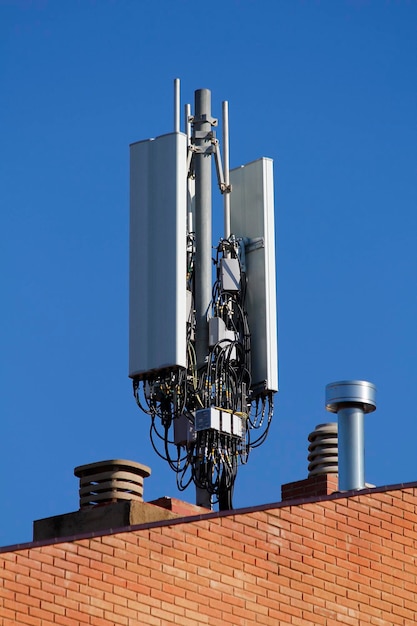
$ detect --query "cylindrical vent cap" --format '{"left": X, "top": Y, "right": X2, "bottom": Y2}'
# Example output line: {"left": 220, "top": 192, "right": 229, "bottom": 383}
{"left": 74, "top": 459, "right": 151, "bottom": 508}
{"left": 308, "top": 422, "right": 338, "bottom": 477}
{"left": 325, "top": 380, "right": 376, "bottom": 414}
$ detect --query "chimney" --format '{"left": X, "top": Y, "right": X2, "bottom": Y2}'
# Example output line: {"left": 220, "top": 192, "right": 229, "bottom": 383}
{"left": 74, "top": 459, "right": 151, "bottom": 507}
{"left": 33, "top": 459, "right": 209, "bottom": 541}
{"left": 281, "top": 423, "right": 339, "bottom": 501}
{"left": 307, "top": 422, "right": 338, "bottom": 477}
{"left": 325, "top": 380, "right": 376, "bottom": 491}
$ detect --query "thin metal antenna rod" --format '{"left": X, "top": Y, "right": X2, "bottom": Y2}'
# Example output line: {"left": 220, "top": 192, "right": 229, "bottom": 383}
{"left": 174, "top": 78, "right": 180, "bottom": 132}
{"left": 185, "top": 103, "right": 191, "bottom": 144}
{"left": 185, "top": 103, "right": 193, "bottom": 234}
{"left": 193, "top": 88, "right": 213, "bottom": 510}
{"left": 194, "top": 89, "right": 212, "bottom": 371}
{"left": 222, "top": 100, "right": 231, "bottom": 241}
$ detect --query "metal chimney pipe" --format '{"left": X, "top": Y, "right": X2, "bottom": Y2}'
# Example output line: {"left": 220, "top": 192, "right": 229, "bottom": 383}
{"left": 325, "top": 380, "right": 376, "bottom": 491}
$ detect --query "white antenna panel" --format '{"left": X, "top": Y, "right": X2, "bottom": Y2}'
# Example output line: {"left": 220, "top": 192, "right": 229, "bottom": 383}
{"left": 129, "top": 132, "right": 188, "bottom": 378}
{"left": 230, "top": 158, "right": 278, "bottom": 394}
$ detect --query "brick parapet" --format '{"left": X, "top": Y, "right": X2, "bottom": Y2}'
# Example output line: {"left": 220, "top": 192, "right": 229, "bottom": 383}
{"left": 2, "top": 479, "right": 417, "bottom": 554}
{"left": 281, "top": 473, "right": 339, "bottom": 501}
{"left": 1, "top": 482, "right": 417, "bottom": 624}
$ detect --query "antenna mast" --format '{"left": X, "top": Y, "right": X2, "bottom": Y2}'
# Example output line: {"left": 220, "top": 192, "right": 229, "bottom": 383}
{"left": 129, "top": 79, "right": 278, "bottom": 511}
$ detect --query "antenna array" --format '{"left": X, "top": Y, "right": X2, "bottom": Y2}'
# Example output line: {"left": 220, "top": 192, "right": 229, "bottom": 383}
{"left": 129, "top": 81, "right": 278, "bottom": 509}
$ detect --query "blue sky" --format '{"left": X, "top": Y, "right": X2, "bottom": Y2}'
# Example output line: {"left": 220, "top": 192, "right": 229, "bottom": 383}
{"left": 1, "top": 0, "right": 416, "bottom": 547}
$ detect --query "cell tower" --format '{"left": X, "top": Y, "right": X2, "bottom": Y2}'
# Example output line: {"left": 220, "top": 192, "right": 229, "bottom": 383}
{"left": 129, "top": 80, "right": 278, "bottom": 510}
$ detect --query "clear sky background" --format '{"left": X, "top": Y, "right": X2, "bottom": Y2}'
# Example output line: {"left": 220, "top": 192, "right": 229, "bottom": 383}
{"left": 1, "top": 0, "right": 416, "bottom": 547}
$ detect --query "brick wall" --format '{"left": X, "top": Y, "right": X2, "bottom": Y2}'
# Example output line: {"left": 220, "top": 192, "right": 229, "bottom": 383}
{"left": 1, "top": 483, "right": 417, "bottom": 625}
{"left": 281, "top": 473, "right": 339, "bottom": 501}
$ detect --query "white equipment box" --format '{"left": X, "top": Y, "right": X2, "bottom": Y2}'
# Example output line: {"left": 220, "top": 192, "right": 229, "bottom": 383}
{"left": 195, "top": 408, "right": 244, "bottom": 438}
{"left": 129, "top": 132, "right": 188, "bottom": 378}
{"left": 230, "top": 158, "right": 278, "bottom": 394}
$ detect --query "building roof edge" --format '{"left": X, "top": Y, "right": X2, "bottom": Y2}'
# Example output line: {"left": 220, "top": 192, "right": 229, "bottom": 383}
{"left": 2, "top": 478, "right": 417, "bottom": 554}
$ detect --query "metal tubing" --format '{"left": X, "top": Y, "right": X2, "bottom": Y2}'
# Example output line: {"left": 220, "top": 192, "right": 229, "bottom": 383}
{"left": 194, "top": 89, "right": 212, "bottom": 370}
{"left": 185, "top": 103, "right": 193, "bottom": 234}
{"left": 337, "top": 406, "right": 365, "bottom": 491}
{"left": 193, "top": 89, "right": 213, "bottom": 510}
{"left": 325, "top": 380, "right": 376, "bottom": 491}
{"left": 174, "top": 79, "right": 180, "bottom": 133}
{"left": 185, "top": 103, "right": 191, "bottom": 144}
{"left": 222, "top": 100, "right": 231, "bottom": 241}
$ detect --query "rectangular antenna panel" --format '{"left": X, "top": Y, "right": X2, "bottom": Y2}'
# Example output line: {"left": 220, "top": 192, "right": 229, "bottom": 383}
{"left": 129, "top": 132, "right": 187, "bottom": 378}
{"left": 230, "top": 158, "right": 278, "bottom": 394}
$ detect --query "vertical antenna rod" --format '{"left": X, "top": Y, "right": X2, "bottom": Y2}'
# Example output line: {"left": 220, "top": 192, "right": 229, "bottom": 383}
{"left": 222, "top": 100, "right": 231, "bottom": 240}
{"left": 174, "top": 78, "right": 180, "bottom": 133}
{"left": 185, "top": 103, "right": 191, "bottom": 144}
{"left": 185, "top": 103, "right": 193, "bottom": 234}
{"left": 193, "top": 89, "right": 212, "bottom": 370}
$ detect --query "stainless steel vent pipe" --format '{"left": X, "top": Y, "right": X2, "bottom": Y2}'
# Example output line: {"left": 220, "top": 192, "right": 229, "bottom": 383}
{"left": 325, "top": 380, "right": 376, "bottom": 491}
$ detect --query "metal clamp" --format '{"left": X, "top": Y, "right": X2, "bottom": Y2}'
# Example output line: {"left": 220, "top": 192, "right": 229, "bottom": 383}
{"left": 194, "top": 130, "right": 215, "bottom": 140}
{"left": 190, "top": 113, "right": 218, "bottom": 126}
{"left": 245, "top": 237, "right": 265, "bottom": 253}
{"left": 192, "top": 145, "right": 215, "bottom": 155}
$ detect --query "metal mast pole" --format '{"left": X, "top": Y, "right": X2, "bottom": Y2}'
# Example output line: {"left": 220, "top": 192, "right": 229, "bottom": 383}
{"left": 194, "top": 89, "right": 212, "bottom": 370}
{"left": 194, "top": 88, "right": 213, "bottom": 509}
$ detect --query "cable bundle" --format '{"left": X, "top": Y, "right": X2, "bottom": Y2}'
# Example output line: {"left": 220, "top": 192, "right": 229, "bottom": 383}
{"left": 132, "top": 235, "right": 274, "bottom": 508}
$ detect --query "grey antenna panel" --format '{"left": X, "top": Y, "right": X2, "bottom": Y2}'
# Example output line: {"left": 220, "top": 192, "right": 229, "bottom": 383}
{"left": 230, "top": 157, "right": 278, "bottom": 394}
{"left": 129, "top": 132, "right": 188, "bottom": 378}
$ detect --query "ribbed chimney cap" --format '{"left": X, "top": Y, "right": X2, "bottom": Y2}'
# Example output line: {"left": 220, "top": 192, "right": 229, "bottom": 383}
{"left": 74, "top": 459, "right": 151, "bottom": 478}
{"left": 74, "top": 460, "right": 152, "bottom": 508}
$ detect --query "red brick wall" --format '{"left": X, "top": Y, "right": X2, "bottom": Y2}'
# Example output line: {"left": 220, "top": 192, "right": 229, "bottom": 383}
{"left": 1, "top": 484, "right": 417, "bottom": 625}
{"left": 281, "top": 473, "right": 339, "bottom": 501}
